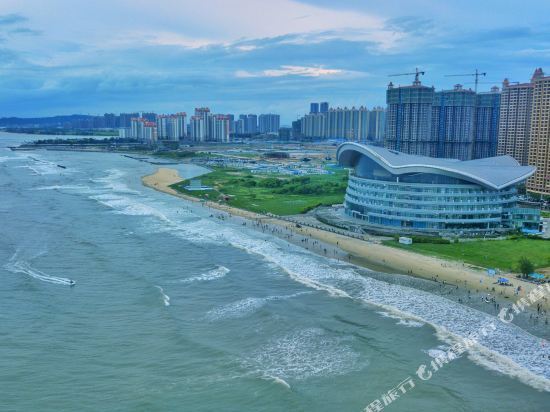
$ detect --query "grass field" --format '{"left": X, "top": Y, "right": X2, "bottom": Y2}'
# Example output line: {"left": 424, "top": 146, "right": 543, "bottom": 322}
{"left": 170, "top": 166, "right": 348, "bottom": 215}
{"left": 383, "top": 238, "right": 550, "bottom": 272}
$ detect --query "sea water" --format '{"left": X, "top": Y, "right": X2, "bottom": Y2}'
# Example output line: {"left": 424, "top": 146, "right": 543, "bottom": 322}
{"left": 0, "top": 132, "right": 548, "bottom": 411}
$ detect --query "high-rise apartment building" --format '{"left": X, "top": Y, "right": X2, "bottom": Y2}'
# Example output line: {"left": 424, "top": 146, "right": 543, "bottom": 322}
{"left": 226, "top": 114, "right": 235, "bottom": 134}
{"left": 385, "top": 80, "right": 503, "bottom": 160}
{"left": 211, "top": 115, "right": 231, "bottom": 143}
{"left": 301, "top": 112, "right": 326, "bottom": 138}
{"left": 190, "top": 116, "right": 206, "bottom": 142}
{"left": 320, "top": 102, "right": 329, "bottom": 113}
{"left": 496, "top": 71, "right": 543, "bottom": 165}
{"left": 235, "top": 118, "right": 245, "bottom": 134}
{"left": 258, "top": 114, "right": 280, "bottom": 134}
{"left": 300, "top": 105, "right": 383, "bottom": 141}
{"left": 472, "top": 87, "right": 501, "bottom": 159}
{"left": 130, "top": 117, "right": 156, "bottom": 142}
{"left": 432, "top": 84, "right": 476, "bottom": 160}
{"left": 384, "top": 80, "right": 436, "bottom": 156}
{"left": 527, "top": 71, "right": 550, "bottom": 195}
{"left": 189, "top": 108, "right": 231, "bottom": 143}
{"left": 157, "top": 112, "right": 186, "bottom": 141}
{"left": 246, "top": 114, "right": 257, "bottom": 134}
{"left": 130, "top": 118, "right": 145, "bottom": 140}
{"left": 310, "top": 103, "right": 319, "bottom": 114}
{"left": 143, "top": 122, "right": 157, "bottom": 142}
{"left": 236, "top": 114, "right": 258, "bottom": 134}
{"left": 368, "top": 107, "right": 386, "bottom": 143}
{"left": 119, "top": 112, "right": 140, "bottom": 128}
{"left": 141, "top": 112, "right": 157, "bottom": 122}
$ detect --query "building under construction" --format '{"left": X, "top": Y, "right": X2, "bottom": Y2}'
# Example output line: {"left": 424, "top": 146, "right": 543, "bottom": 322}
{"left": 384, "top": 70, "right": 500, "bottom": 161}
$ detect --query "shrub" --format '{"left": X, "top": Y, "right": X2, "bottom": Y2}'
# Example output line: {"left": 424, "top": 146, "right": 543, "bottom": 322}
{"left": 259, "top": 178, "right": 283, "bottom": 188}
{"left": 410, "top": 236, "right": 451, "bottom": 244}
{"left": 517, "top": 257, "right": 534, "bottom": 278}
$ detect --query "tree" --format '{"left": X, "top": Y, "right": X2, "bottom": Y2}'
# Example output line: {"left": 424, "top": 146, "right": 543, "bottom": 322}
{"left": 518, "top": 257, "right": 534, "bottom": 278}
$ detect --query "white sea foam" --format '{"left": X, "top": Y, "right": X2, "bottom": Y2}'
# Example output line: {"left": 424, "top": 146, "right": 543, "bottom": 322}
{"left": 49, "top": 165, "right": 549, "bottom": 389}
{"left": 4, "top": 256, "right": 74, "bottom": 286}
{"left": 16, "top": 156, "right": 76, "bottom": 175}
{"left": 91, "top": 169, "right": 140, "bottom": 194}
{"left": 90, "top": 193, "right": 170, "bottom": 222}
{"left": 423, "top": 345, "right": 454, "bottom": 360}
{"left": 152, "top": 216, "right": 550, "bottom": 390}
{"left": 377, "top": 311, "right": 425, "bottom": 328}
{"left": 0, "top": 156, "right": 20, "bottom": 163}
{"left": 33, "top": 184, "right": 94, "bottom": 193}
{"left": 15, "top": 165, "right": 41, "bottom": 175}
{"left": 206, "top": 291, "right": 311, "bottom": 321}
{"left": 247, "top": 328, "right": 365, "bottom": 380}
{"left": 180, "top": 266, "right": 230, "bottom": 284}
{"left": 155, "top": 285, "right": 170, "bottom": 306}
{"left": 262, "top": 375, "right": 291, "bottom": 389}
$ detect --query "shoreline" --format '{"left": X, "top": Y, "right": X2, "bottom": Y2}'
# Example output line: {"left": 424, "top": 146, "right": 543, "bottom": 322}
{"left": 142, "top": 167, "right": 549, "bottom": 311}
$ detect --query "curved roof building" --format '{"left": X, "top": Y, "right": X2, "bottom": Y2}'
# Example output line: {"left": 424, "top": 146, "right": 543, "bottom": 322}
{"left": 337, "top": 143, "right": 539, "bottom": 235}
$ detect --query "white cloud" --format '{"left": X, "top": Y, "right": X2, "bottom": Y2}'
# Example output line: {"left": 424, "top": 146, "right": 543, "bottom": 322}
{"left": 0, "top": 0, "right": 404, "bottom": 56}
{"left": 235, "top": 65, "right": 347, "bottom": 78}
{"left": 233, "top": 44, "right": 258, "bottom": 52}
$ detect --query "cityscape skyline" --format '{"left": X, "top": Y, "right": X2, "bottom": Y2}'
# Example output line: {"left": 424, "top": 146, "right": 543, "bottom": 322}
{"left": 1, "top": 1, "right": 549, "bottom": 121}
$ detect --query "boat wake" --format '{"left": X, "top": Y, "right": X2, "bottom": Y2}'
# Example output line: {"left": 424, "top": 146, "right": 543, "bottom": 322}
{"left": 4, "top": 254, "right": 75, "bottom": 286}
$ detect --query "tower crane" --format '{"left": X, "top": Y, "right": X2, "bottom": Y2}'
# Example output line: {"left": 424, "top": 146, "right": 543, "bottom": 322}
{"left": 444, "top": 69, "right": 486, "bottom": 93}
{"left": 388, "top": 68, "right": 425, "bottom": 86}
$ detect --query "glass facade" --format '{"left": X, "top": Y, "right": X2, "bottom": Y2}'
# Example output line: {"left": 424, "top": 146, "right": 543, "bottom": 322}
{"left": 338, "top": 143, "right": 540, "bottom": 235}
{"left": 344, "top": 173, "right": 522, "bottom": 232}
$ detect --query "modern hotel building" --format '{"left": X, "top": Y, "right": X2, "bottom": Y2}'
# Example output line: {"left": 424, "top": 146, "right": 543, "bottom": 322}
{"left": 337, "top": 143, "right": 540, "bottom": 236}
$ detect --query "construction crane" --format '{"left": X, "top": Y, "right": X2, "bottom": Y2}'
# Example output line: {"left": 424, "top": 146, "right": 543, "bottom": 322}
{"left": 444, "top": 69, "right": 486, "bottom": 93}
{"left": 389, "top": 68, "right": 425, "bottom": 86}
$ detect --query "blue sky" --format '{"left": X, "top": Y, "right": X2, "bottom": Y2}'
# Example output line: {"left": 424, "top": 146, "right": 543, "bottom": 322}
{"left": 0, "top": 0, "right": 548, "bottom": 123}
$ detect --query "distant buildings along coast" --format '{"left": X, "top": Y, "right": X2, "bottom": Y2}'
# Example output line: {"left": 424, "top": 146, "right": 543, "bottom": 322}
{"left": 295, "top": 103, "right": 386, "bottom": 143}
{"left": 1, "top": 67, "right": 548, "bottom": 194}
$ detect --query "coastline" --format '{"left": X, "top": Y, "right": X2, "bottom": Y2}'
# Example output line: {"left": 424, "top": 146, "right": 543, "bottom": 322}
{"left": 142, "top": 167, "right": 548, "bottom": 307}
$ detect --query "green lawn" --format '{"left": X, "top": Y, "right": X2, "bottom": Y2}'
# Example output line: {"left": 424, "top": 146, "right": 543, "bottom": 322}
{"left": 170, "top": 167, "right": 348, "bottom": 215}
{"left": 383, "top": 238, "right": 550, "bottom": 271}
{"left": 542, "top": 210, "right": 550, "bottom": 218}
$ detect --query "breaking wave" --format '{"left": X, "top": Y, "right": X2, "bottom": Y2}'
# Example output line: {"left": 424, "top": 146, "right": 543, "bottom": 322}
{"left": 206, "top": 291, "right": 311, "bottom": 321}
{"left": 155, "top": 285, "right": 170, "bottom": 306}
{"left": 180, "top": 266, "right": 230, "bottom": 284}
{"left": 147, "top": 214, "right": 550, "bottom": 390}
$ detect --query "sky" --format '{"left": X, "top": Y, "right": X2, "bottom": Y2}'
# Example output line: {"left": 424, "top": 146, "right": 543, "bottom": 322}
{"left": 0, "top": 0, "right": 549, "bottom": 124}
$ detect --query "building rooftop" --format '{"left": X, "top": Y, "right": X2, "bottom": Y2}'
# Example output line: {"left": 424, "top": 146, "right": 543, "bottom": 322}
{"left": 337, "top": 143, "right": 536, "bottom": 190}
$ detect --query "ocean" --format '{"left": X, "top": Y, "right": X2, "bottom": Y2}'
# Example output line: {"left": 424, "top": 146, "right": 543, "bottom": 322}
{"left": 1, "top": 132, "right": 548, "bottom": 411}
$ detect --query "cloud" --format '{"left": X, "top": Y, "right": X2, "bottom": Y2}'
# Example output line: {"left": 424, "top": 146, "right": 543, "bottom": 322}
{"left": 235, "top": 65, "right": 345, "bottom": 78}
{"left": 9, "top": 27, "right": 41, "bottom": 36}
{"left": 0, "top": 13, "right": 27, "bottom": 25}
{"left": 0, "top": 0, "right": 548, "bottom": 121}
{"left": 384, "top": 16, "right": 434, "bottom": 34}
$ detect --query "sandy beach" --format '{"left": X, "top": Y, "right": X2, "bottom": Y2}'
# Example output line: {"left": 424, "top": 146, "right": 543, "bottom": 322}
{"left": 142, "top": 167, "right": 548, "bottom": 306}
